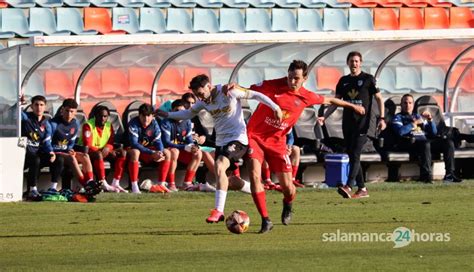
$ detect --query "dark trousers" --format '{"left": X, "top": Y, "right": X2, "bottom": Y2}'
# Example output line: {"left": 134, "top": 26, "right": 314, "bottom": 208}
{"left": 431, "top": 138, "right": 455, "bottom": 177}
{"left": 397, "top": 138, "right": 432, "bottom": 179}
{"left": 24, "top": 151, "right": 64, "bottom": 188}
{"left": 343, "top": 129, "right": 367, "bottom": 189}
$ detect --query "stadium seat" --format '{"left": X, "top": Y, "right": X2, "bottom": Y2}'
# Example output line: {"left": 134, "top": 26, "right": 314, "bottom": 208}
{"left": 24, "top": 73, "right": 46, "bottom": 98}
{"left": 142, "top": 0, "right": 170, "bottom": 7}
{"left": 171, "top": 0, "right": 197, "bottom": 7}
{"left": 57, "top": 8, "right": 98, "bottom": 35}
{"left": 29, "top": 8, "right": 72, "bottom": 36}
{"left": 323, "top": 8, "right": 349, "bottom": 31}
{"left": 271, "top": 9, "right": 297, "bottom": 32}
{"left": 112, "top": 8, "right": 153, "bottom": 34}
{"left": 122, "top": 100, "right": 145, "bottom": 129}
{"left": 395, "top": 66, "right": 436, "bottom": 93}
{"left": 377, "top": 0, "right": 403, "bottom": 7}
{"left": 421, "top": 66, "right": 445, "bottom": 92}
{"left": 323, "top": 0, "right": 351, "bottom": 7}
{"left": 247, "top": 0, "right": 275, "bottom": 7}
{"left": 5, "top": 0, "right": 35, "bottom": 7}
{"left": 219, "top": 9, "right": 246, "bottom": 33}
{"left": 221, "top": 0, "right": 249, "bottom": 7}
{"left": 434, "top": 46, "right": 463, "bottom": 64}
{"left": 0, "top": 0, "right": 7, "bottom": 7}
{"left": 166, "top": 8, "right": 194, "bottom": 33}
{"left": 73, "top": 70, "right": 102, "bottom": 98}
{"left": 237, "top": 68, "right": 264, "bottom": 88}
{"left": 128, "top": 67, "right": 154, "bottom": 96}
{"left": 448, "top": 0, "right": 474, "bottom": 7}
{"left": 117, "top": 0, "right": 145, "bottom": 7}
{"left": 195, "top": 0, "right": 223, "bottom": 7}
{"left": 245, "top": 8, "right": 272, "bottom": 32}
{"left": 377, "top": 67, "right": 409, "bottom": 93}
{"left": 139, "top": 8, "right": 171, "bottom": 33}
{"left": 264, "top": 67, "right": 287, "bottom": 80}
{"left": 316, "top": 67, "right": 342, "bottom": 94}
{"left": 348, "top": 8, "right": 374, "bottom": 31}
{"left": 1, "top": 9, "right": 43, "bottom": 37}
{"left": 0, "top": 72, "right": 18, "bottom": 102}
{"left": 424, "top": 7, "right": 450, "bottom": 29}
{"left": 403, "top": 0, "right": 429, "bottom": 7}
{"left": 202, "top": 49, "right": 231, "bottom": 67}
{"left": 101, "top": 69, "right": 129, "bottom": 96}
{"left": 64, "top": 0, "right": 91, "bottom": 7}
{"left": 210, "top": 68, "right": 233, "bottom": 84}
{"left": 183, "top": 67, "right": 208, "bottom": 89}
{"left": 45, "top": 70, "right": 75, "bottom": 97}
{"left": 449, "top": 7, "right": 474, "bottom": 28}
{"left": 304, "top": 68, "right": 318, "bottom": 93}
{"left": 273, "top": 0, "right": 301, "bottom": 7}
{"left": 373, "top": 8, "right": 399, "bottom": 30}
{"left": 36, "top": 0, "right": 64, "bottom": 7}
{"left": 297, "top": 8, "right": 323, "bottom": 32}
{"left": 84, "top": 8, "right": 127, "bottom": 34}
{"left": 399, "top": 8, "right": 424, "bottom": 29}
{"left": 90, "top": 0, "right": 118, "bottom": 6}
{"left": 426, "top": 0, "right": 452, "bottom": 7}
{"left": 157, "top": 67, "right": 185, "bottom": 94}
{"left": 350, "top": 0, "right": 377, "bottom": 7}
{"left": 193, "top": 8, "right": 220, "bottom": 33}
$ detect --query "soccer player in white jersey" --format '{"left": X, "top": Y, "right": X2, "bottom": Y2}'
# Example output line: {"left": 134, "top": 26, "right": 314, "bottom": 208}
{"left": 156, "top": 74, "right": 283, "bottom": 223}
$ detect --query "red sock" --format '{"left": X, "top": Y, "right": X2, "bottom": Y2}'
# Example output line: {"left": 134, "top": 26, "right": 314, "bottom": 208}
{"left": 113, "top": 156, "right": 126, "bottom": 180}
{"left": 84, "top": 171, "right": 93, "bottom": 182}
{"left": 252, "top": 191, "right": 269, "bottom": 218}
{"left": 262, "top": 165, "right": 271, "bottom": 181}
{"left": 158, "top": 160, "right": 171, "bottom": 182}
{"left": 184, "top": 170, "right": 196, "bottom": 183}
{"left": 292, "top": 165, "right": 299, "bottom": 180}
{"left": 232, "top": 164, "right": 241, "bottom": 177}
{"left": 93, "top": 159, "right": 105, "bottom": 180}
{"left": 283, "top": 193, "right": 296, "bottom": 205}
{"left": 168, "top": 172, "right": 176, "bottom": 185}
{"left": 78, "top": 175, "right": 86, "bottom": 186}
{"left": 128, "top": 161, "right": 139, "bottom": 182}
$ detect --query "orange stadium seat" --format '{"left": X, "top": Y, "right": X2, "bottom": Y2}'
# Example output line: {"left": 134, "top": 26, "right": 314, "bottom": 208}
{"left": 403, "top": 0, "right": 429, "bottom": 7}
{"left": 377, "top": 0, "right": 403, "bottom": 7}
{"left": 157, "top": 67, "right": 185, "bottom": 95}
{"left": 44, "top": 70, "right": 74, "bottom": 97}
{"left": 128, "top": 67, "right": 154, "bottom": 96}
{"left": 316, "top": 67, "right": 342, "bottom": 93}
{"left": 84, "top": 8, "right": 127, "bottom": 34}
{"left": 73, "top": 70, "right": 103, "bottom": 98}
{"left": 399, "top": 8, "right": 424, "bottom": 29}
{"left": 350, "top": 0, "right": 378, "bottom": 7}
{"left": 449, "top": 7, "right": 474, "bottom": 28}
{"left": 424, "top": 8, "right": 450, "bottom": 29}
{"left": 374, "top": 8, "right": 399, "bottom": 30}
{"left": 0, "top": 0, "right": 8, "bottom": 7}
{"left": 101, "top": 69, "right": 129, "bottom": 95}
{"left": 433, "top": 46, "right": 464, "bottom": 64}
{"left": 201, "top": 50, "right": 231, "bottom": 67}
{"left": 184, "top": 67, "right": 209, "bottom": 89}
{"left": 426, "top": 0, "right": 452, "bottom": 7}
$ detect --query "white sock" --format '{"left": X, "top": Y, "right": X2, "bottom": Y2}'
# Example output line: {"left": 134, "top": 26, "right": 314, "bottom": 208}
{"left": 131, "top": 181, "right": 140, "bottom": 193}
{"left": 50, "top": 182, "right": 58, "bottom": 190}
{"left": 240, "top": 179, "right": 251, "bottom": 194}
{"left": 215, "top": 190, "right": 227, "bottom": 213}
{"left": 30, "top": 186, "right": 38, "bottom": 192}
{"left": 112, "top": 179, "right": 120, "bottom": 187}
{"left": 360, "top": 187, "right": 367, "bottom": 191}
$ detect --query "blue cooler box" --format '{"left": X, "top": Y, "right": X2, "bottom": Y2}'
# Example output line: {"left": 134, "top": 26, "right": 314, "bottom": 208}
{"left": 324, "top": 153, "right": 350, "bottom": 187}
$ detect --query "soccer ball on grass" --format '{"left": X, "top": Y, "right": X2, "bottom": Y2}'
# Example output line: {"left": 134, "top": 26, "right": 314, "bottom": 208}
{"left": 225, "top": 210, "right": 250, "bottom": 234}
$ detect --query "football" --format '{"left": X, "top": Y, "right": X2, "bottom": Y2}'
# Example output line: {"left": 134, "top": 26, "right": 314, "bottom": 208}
{"left": 225, "top": 210, "right": 250, "bottom": 234}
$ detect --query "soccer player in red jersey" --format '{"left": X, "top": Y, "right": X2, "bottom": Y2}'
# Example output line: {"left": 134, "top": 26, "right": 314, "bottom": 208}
{"left": 238, "top": 60, "right": 365, "bottom": 233}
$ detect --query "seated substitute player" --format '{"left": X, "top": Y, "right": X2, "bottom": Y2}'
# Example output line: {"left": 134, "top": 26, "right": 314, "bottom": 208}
{"left": 156, "top": 74, "right": 282, "bottom": 224}
{"left": 160, "top": 99, "right": 204, "bottom": 192}
{"left": 50, "top": 99, "right": 97, "bottom": 192}
{"left": 21, "top": 95, "right": 64, "bottom": 199}
{"left": 127, "top": 103, "right": 171, "bottom": 194}
{"left": 237, "top": 60, "right": 365, "bottom": 233}
{"left": 80, "top": 105, "right": 127, "bottom": 192}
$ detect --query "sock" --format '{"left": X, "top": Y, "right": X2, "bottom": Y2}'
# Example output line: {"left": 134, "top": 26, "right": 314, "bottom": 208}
{"left": 131, "top": 181, "right": 140, "bottom": 193}
{"left": 232, "top": 164, "right": 240, "bottom": 178}
{"left": 112, "top": 178, "right": 120, "bottom": 187}
{"left": 184, "top": 170, "right": 196, "bottom": 184}
{"left": 113, "top": 157, "right": 126, "bottom": 180}
{"left": 50, "top": 182, "right": 58, "bottom": 190}
{"left": 83, "top": 171, "right": 93, "bottom": 182}
{"left": 128, "top": 161, "right": 139, "bottom": 183}
{"left": 252, "top": 191, "right": 268, "bottom": 218}
{"left": 30, "top": 186, "right": 38, "bottom": 192}
{"left": 283, "top": 193, "right": 296, "bottom": 205}
{"left": 240, "top": 179, "right": 251, "bottom": 194}
{"left": 292, "top": 165, "right": 299, "bottom": 181}
{"left": 215, "top": 190, "right": 227, "bottom": 212}
{"left": 158, "top": 160, "right": 171, "bottom": 183}
{"left": 262, "top": 165, "right": 271, "bottom": 182}
{"left": 78, "top": 174, "right": 86, "bottom": 186}
{"left": 360, "top": 187, "right": 367, "bottom": 191}
{"left": 168, "top": 172, "right": 176, "bottom": 185}
{"left": 93, "top": 159, "right": 105, "bottom": 180}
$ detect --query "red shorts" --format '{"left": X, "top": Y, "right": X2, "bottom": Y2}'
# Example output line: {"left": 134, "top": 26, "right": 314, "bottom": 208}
{"left": 247, "top": 134, "right": 292, "bottom": 173}
{"left": 177, "top": 150, "right": 193, "bottom": 164}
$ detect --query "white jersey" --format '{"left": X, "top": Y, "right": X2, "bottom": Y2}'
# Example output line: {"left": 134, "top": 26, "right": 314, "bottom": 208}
{"left": 167, "top": 85, "right": 280, "bottom": 147}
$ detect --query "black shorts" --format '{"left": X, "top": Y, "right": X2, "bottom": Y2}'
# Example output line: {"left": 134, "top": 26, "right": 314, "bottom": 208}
{"left": 215, "top": 141, "right": 248, "bottom": 170}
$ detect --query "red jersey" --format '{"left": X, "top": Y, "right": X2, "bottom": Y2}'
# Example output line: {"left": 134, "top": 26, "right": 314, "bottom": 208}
{"left": 247, "top": 77, "right": 324, "bottom": 144}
